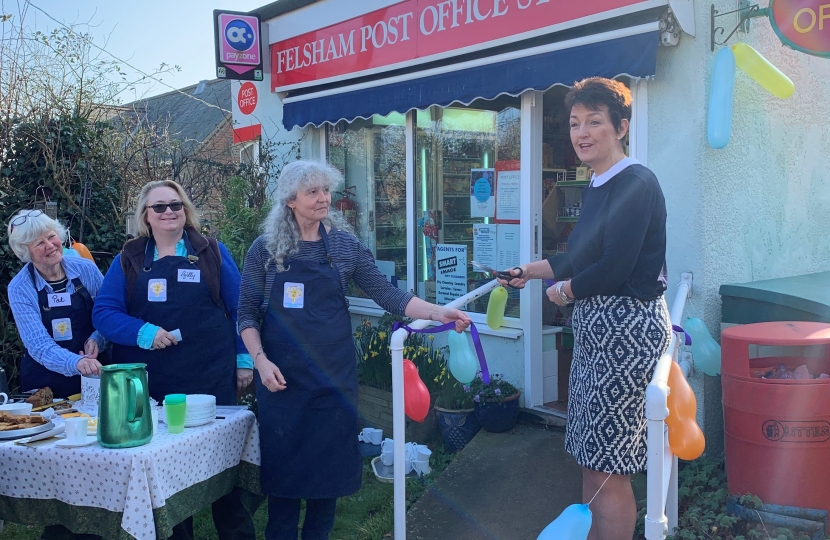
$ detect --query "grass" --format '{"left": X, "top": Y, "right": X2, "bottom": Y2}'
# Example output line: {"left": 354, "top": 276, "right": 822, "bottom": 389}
{"left": 0, "top": 445, "right": 457, "bottom": 540}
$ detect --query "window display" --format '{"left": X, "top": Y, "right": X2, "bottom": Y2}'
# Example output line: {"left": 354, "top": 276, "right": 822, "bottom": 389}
{"left": 414, "top": 98, "right": 522, "bottom": 316}
{"left": 327, "top": 114, "right": 407, "bottom": 300}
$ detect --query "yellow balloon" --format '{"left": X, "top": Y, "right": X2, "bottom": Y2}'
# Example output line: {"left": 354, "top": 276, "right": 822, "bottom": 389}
{"left": 731, "top": 43, "right": 794, "bottom": 99}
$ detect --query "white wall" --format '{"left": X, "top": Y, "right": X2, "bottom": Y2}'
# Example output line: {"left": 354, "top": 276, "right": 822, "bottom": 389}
{"left": 648, "top": 0, "right": 830, "bottom": 453}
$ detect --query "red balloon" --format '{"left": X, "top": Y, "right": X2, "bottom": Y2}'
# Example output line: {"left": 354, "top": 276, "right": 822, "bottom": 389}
{"left": 403, "top": 359, "right": 430, "bottom": 423}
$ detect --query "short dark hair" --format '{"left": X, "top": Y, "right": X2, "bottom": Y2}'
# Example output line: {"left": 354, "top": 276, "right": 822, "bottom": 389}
{"left": 564, "top": 77, "right": 632, "bottom": 133}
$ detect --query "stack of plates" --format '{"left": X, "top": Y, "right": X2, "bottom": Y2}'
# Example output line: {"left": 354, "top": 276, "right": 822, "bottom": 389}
{"left": 184, "top": 394, "right": 216, "bottom": 427}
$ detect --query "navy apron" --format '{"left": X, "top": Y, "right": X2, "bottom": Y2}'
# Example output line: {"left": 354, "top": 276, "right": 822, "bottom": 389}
{"left": 20, "top": 264, "right": 95, "bottom": 398}
{"left": 257, "top": 224, "right": 361, "bottom": 499}
{"left": 111, "top": 234, "right": 236, "bottom": 405}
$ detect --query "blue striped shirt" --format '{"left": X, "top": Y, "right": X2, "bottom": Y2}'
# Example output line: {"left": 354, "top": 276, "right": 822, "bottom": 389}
{"left": 7, "top": 257, "right": 107, "bottom": 377}
{"left": 238, "top": 229, "right": 414, "bottom": 332}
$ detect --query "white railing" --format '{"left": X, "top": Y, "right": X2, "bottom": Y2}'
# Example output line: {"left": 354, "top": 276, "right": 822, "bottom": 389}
{"left": 644, "top": 272, "right": 694, "bottom": 540}
{"left": 389, "top": 279, "right": 500, "bottom": 540}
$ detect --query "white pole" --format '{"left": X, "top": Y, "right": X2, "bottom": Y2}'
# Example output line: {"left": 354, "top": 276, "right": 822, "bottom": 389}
{"left": 390, "top": 280, "right": 500, "bottom": 539}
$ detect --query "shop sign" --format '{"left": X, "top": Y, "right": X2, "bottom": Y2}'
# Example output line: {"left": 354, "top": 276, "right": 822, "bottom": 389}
{"left": 768, "top": 0, "right": 830, "bottom": 58}
{"left": 436, "top": 244, "right": 468, "bottom": 305}
{"left": 232, "top": 81, "right": 263, "bottom": 143}
{"left": 214, "top": 10, "right": 264, "bottom": 81}
{"left": 271, "top": 0, "right": 652, "bottom": 91}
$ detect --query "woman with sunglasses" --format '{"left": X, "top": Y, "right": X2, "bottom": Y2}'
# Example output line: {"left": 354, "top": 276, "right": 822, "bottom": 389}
{"left": 7, "top": 209, "right": 108, "bottom": 400}
{"left": 92, "top": 180, "right": 255, "bottom": 540}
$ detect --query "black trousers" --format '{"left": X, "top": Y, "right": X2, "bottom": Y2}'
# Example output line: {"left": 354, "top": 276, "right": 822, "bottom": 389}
{"left": 40, "top": 525, "right": 99, "bottom": 540}
{"left": 265, "top": 496, "right": 337, "bottom": 540}
{"left": 169, "top": 487, "right": 255, "bottom": 540}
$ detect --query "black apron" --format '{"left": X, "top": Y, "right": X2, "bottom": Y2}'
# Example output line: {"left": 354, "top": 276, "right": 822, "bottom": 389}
{"left": 111, "top": 234, "right": 236, "bottom": 405}
{"left": 20, "top": 264, "right": 96, "bottom": 399}
{"left": 257, "top": 224, "right": 361, "bottom": 499}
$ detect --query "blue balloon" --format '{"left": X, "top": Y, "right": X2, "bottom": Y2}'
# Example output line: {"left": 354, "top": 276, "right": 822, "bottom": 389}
{"left": 62, "top": 247, "right": 81, "bottom": 258}
{"left": 537, "top": 504, "right": 592, "bottom": 540}
{"left": 447, "top": 331, "right": 477, "bottom": 384}
{"left": 708, "top": 47, "right": 736, "bottom": 149}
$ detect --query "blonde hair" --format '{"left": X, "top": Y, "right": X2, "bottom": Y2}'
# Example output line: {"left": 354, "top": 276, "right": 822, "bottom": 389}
{"left": 7, "top": 210, "right": 68, "bottom": 263}
{"left": 263, "top": 160, "right": 350, "bottom": 272}
{"left": 134, "top": 180, "right": 200, "bottom": 237}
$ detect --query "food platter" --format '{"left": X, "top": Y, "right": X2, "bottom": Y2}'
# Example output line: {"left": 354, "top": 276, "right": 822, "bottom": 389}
{"left": 0, "top": 419, "right": 55, "bottom": 440}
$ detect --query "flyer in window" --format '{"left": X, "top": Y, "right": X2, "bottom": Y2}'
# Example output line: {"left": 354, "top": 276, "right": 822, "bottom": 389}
{"left": 494, "top": 160, "right": 521, "bottom": 223}
{"left": 473, "top": 224, "right": 497, "bottom": 270}
{"left": 497, "top": 224, "right": 521, "bottom": 270}
{"left": 436, "top": 244, "right": 468, "bottom": 305}
{"left": 469, "top": 168, "right": 495, "bottom": 218}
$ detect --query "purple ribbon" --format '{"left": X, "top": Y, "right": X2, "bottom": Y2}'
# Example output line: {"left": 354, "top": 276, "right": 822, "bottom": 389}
{"left": 672, "top": 325, "right": 692, "bottom": 346}
{"left": 392, "top": 321, "right": 491, "bottom": 384}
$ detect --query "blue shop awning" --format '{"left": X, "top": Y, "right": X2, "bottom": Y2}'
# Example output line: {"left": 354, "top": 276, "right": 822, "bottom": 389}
{"left": 282, "top": 25, "right": 660, "bottom": 129}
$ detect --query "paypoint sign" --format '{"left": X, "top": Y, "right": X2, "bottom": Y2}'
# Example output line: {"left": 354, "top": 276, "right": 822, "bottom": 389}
{"left": 214, "top": 10, "right": 264, "bottom": 81}
{"left": 769, "top": 0, "right": 830, "bottom": 58}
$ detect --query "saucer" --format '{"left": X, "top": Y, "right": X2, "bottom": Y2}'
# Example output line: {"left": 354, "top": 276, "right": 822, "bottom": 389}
{"left": 55, "top": 435, "right": 98, "bottom": 448}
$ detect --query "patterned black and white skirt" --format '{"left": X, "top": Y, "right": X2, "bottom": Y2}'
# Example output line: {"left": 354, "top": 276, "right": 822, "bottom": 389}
{"left": 565, "top": 295, "right": 671, "bottom": 475}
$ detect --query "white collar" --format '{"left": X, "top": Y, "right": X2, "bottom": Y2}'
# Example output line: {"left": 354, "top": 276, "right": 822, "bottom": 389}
{"left": 590, "top": 157, "right": 640, "bottom": 188}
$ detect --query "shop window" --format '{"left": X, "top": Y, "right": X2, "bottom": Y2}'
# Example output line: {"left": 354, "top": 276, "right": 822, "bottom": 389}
{"left": 540, "top": 80, "right": 630, "bottom": 328}
{"left": 326, "top": 114, "right": 407, "bottom": 300}
{"left": 414, "top": 97, "right": 522, "bottom": 316}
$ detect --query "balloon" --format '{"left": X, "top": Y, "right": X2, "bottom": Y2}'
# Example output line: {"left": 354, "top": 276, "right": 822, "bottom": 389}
{"left": 486, "top": 286, "right": 508, "bottom": 330}
{"left": 537, "top": 504, "right": 592, "bottom": 540}
{"left": 447, "top": 331, "right": 478, "bottom": 384}
{"left": 732, "top": 43, "right": 794, "bottom": 99}
{"left": 62, "top": 247, "right": 81, "bottom": 258}
{"left": 403, "top": 359, "right": 430, "bottom": 423}
{"left": 666, "top": 361, "right": 705, "bottom": 460}
{"left": 72, "top": 241, "right": 95, "bottom": 262}
{"left": 684, "top": 317, "right": 722, "bottom": 376}
{"left": 708, "top": 47, "right": 736, "bottom": 149}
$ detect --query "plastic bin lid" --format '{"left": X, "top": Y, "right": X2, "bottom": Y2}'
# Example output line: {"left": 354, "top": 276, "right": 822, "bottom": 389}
{"left": 719, "top": 271, "right": 830, "bottom": 322}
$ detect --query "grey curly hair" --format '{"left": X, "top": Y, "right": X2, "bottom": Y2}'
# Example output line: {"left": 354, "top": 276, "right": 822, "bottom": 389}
{"left": 264, "top": 160, "right": 351, "bottom": 272}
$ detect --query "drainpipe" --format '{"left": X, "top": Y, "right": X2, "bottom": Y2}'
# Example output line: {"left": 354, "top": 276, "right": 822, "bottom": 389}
{"left": 390, "top": 279, "right": 500, "bottom": 540}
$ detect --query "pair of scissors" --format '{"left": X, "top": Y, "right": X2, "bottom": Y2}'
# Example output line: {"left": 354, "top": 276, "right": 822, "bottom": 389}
{"left": 471, "top": 261, "right": 524, "bottom": 288}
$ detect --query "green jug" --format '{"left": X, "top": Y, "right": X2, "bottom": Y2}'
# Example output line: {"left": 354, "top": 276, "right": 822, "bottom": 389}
{"left": 98, "top": 364, "right": 153, "bottom": 448}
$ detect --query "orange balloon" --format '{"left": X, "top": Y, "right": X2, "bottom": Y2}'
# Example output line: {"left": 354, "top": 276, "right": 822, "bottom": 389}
{"left": 72, "top": 241, "right": 95, "bottom": 263}
{"left": 666, "top": 361, "right": 706, "bottom": 460}
{"left": 403, "top": 359, "right": 430, "bottom": 423}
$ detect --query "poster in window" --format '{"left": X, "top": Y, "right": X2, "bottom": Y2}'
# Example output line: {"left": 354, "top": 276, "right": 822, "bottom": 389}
{"left": 436, "top": 244, "right": 468, "bottom": 305}
{"left": 473, "top": 224, "right": 497, "bottom": 270}
{"left": 469, "top": 168, "right": 495, "bottom": 218}
{"left": 496, "top": 224, "right": 520, "bottom": 270}
{"left": 494, "top": 160, "right": 521, "bottom": 223}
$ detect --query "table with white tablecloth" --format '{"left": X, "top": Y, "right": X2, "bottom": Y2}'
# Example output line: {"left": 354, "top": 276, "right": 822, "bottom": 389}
{"left": 0, "top": 408, "right": 262, "bottom": 540}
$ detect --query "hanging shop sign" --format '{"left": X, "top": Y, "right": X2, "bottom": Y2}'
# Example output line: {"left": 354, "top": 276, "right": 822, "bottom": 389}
{"left": 270, "top": 0, "right": 658, "bottom": 91}
{"left": 768, "top": 0, "right": 830, "bottom": 58}
{"left": 231, "top": 81, "right": 263, "bottom": 143}
{"left": 214, "top": 10, "right": 265, "bottom": 81}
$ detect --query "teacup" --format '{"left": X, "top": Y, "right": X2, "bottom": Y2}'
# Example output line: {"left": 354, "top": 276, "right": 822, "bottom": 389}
{"left": 0, "top": 392, "right": 8, "bottom": 406}
{"left": 0, "top": 402, "right": 33, "bottom": 415}
{"left": 414, "top": 459, "right": 431, "bottom": 476}
{"left": 367, "top": 428, "right": 382, "bottom": 445}
{"left": 380, "top": 438, "right": 394, "bottom": 452}
{"left": 416, "top": 445, "right": 432, "bottom": 461}
{"left": 380, "top": 449, "right": 394, "bottom": 466}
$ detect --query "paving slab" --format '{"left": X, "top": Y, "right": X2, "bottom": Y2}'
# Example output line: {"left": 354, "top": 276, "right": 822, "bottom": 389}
{"left": 406, "top": 423, "right": 583, "bottom": 540}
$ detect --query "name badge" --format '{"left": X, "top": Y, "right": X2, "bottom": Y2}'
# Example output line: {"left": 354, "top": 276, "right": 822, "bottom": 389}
{"left": 52, "top": 318, "right": 73, "bottom": 341}
{"left": 47, "top": 292, "right": 71, "bottom": 308}
{"left": 178, "top": 269, "right": 200, "bottom": 283}
{"left": 148, "top": 279, "right": 167, "bottom": 302}
{"left": 284, "top": 282, "right": 304, "bottom": 309}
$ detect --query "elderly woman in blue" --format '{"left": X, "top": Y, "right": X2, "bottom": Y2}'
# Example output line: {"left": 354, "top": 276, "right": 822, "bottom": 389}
{"left": 92, "top": 180, "right": 255, "bottom": 540}
{"left": 7, "top": 209, "right": 107, "bottom": 399}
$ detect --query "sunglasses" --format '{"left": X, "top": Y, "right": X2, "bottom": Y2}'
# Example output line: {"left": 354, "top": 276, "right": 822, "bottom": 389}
{"left": 147, "top": 202, "right": 184, "bottom": 214}
{"left": 9, "top": 209, "right": 44, "bottom": 232}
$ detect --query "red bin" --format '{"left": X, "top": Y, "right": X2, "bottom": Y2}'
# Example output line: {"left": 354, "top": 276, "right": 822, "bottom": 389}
{"left": 722, "top": 321, "right": 830, "bottom": 513}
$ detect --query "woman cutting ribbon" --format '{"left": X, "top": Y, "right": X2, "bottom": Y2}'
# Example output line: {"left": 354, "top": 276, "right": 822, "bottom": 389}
{"left": 238, "top": 160, "right": 470, "bottom": 540}
{"left": 92, "top": 180, "right": 255, "bottom": 540}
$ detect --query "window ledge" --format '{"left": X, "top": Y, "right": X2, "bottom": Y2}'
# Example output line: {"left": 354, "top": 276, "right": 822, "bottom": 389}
{"left": 542, "top": 325, "right": 564, "bottom": 335}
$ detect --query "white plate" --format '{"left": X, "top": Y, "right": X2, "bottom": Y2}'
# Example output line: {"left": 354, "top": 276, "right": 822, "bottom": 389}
{"left": 184, "top": 418, "right": 213, "bottom": 428}
{"left": 55, "top": 435, "right": 98, "bottom": 448}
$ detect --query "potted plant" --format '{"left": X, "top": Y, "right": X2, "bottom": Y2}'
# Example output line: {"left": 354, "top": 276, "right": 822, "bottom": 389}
{"left": 470, "top": 374, "right": 521, "bottom": 433}
{"left": 354, "top": 314, "right": 444, "bottom": 442}
{"left": 433, "top": 374, "right": 480, "bottom": 452}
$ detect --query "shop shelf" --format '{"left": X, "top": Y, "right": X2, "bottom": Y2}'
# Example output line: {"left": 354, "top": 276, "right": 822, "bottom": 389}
{"left": 376, "top": 246, "right": 406, "bottom": 250}
{"left": 557, "top": 180, "right": 589, "bottom": 187}
{"left": 556, "top": 216, "right": 579, "bottom": 223}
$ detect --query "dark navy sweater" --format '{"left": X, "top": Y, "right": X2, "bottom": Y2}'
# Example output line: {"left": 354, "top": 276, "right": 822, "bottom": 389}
{"left": 547, "top": 164, "right": 667, "bottom": 301}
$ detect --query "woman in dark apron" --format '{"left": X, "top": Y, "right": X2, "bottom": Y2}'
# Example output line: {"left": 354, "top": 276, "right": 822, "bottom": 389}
{"left": 238, "top": 160, "right": 470, "bottom": 540}
{"left": 92, "top": 180, "right": 255, "bottom": 540}
{"left": 7, "top": 209, "right": 108, "bottom": 540}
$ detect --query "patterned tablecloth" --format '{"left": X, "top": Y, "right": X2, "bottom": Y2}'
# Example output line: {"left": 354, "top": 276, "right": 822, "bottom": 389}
{"left": 0, "top": 409, "right": 261, "bottom": 540}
